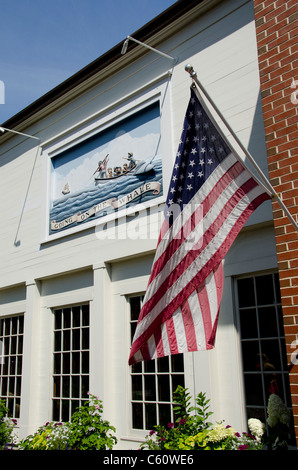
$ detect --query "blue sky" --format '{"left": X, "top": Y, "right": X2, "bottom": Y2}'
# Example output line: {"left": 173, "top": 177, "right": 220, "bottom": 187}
{"left": 0, "top": 0, "right": 177, "bottom": 124}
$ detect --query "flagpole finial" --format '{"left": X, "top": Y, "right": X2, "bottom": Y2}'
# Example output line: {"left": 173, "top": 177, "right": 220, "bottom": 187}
{"left": 185, "top": 63, "right": 196, "bottom": 78}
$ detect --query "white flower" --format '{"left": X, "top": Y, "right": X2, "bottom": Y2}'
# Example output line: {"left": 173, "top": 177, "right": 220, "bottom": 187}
{"left": 206, "top": 423, "right": 236, "bottom": 443}
{"left": 248, "top": 418, "right": 265, "bottom": 440}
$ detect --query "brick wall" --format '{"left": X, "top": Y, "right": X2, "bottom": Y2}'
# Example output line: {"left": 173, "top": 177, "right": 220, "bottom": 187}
{"left": 254, "top": 0, "right": 298, "bottom": 445}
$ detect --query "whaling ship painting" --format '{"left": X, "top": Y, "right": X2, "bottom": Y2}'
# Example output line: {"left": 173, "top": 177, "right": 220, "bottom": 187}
{"left": 51, "top": 154, "right": 163, "bottom": 234}
{"left": 50, "top": 100, "right": 163, "bottom": 234}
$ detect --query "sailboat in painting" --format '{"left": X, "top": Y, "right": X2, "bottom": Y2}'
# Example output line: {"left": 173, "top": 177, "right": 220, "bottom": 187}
{"left": 62, "top": 183, "right": 70, "bottom": 195}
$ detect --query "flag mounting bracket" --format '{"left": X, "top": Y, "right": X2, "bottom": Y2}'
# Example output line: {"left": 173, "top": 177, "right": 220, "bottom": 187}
{"left": 184, "top": 64, "right": 298, "bottom": 232}
{"left": 0, "top": 126, "right": 41, "bottom": 142}
{"left": 121, "top": 36, "right": 178, "bottom": 63}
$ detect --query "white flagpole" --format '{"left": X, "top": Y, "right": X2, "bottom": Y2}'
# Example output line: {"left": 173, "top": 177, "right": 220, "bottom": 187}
{"left": 185, "top": 64, "right": 298, "bottom": 232}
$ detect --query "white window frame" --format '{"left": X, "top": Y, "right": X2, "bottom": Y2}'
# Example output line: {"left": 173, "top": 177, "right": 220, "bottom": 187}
{"left": 0, "top": 314, "right": 24, "bottom": 419}
{"left": 40, "top": 73, "right": 173, "bottom": 243}
{"left": 234, "top": 270, "right": 294, "bottom": 435}
{"left": 51, "top": 302, "right": 90, "bottom": 422}
{"left": 127, "top": 294, "right": 185, "bottom": 435}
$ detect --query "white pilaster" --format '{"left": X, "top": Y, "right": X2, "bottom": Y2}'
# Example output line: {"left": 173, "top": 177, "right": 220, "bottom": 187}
{"left": 19, "top": 280, "right": 41, "bottom": 439}
{"left": 90, "top": 263, "right": 108, "bottom": 404}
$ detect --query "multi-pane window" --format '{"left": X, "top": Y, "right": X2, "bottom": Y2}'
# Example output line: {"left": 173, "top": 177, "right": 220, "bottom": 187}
{"left": 236, "top": 273, "right": 294, "bottom": 438}
{"left": 52, "top": 304, "right": 90, "bottom": 422}
{"left": 129, "top": 296, "right": 185, "bottom": 430}
{"left": 0, "top": 315, "right": 24, "bottom": 418}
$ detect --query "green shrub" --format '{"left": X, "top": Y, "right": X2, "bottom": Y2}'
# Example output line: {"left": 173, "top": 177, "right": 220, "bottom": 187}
{"left": 141, "top": 386, "right": 265, "bottom": 451}
{"left": 19, "top": 393, "right": 117, "bottom": 450}
{"left": 19, "top": 421, "right": 71, "bottom": 450}
{"left": 67, "top": 393, "right": 117, "bottom": 450}
{"left": 0, "top": 399, "right": 16, "bottom": 450}
{"left": 141, "top": 386, "right": 213, "bottom": 450}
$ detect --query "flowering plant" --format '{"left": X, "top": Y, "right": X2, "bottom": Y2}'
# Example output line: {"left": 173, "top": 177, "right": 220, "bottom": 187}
{"left": 19, "top": 421, "right": 71, "bottom": 450}
{"left": 0, "top": 399, "right": 17, "bottom": 450}
{"left": 224, "top": 419, "right": 265, "bottom": 451}
{"left": 175, "top": 422, "right": 265, "bottom": 451}
{"left": 266, "top": 394, "right": 291, "bottom": 450}
{"left": 141, "top": 387, "right": 266, "bottom": 451}
{"left": 141, "top": 387, "right": 213, "bottom": 450}
{"left": 178, "top": 423, "right": 237, "bottom": 450}
{"left": 19, "top": 393, "right": 117, "bottom": 450}
{"left": 67, "top": 393, "right": 117, "bottom": 450}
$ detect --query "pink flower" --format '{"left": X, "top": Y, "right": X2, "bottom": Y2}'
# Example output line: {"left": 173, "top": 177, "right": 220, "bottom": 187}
{"left": 149, "top": 430, "right": 155, "bottom": 435}
{"left": 238, "top": 444, "right": 249, "bottom": 450}
{"left": 179, "top": 419, "right": 186, "bottom": 425}
{"left": 167, "top": 422, "right": 174, "bottom": 429}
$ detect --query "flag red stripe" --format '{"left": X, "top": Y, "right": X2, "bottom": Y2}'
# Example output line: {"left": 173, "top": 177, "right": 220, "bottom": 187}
{"left": 154, "top": 328, "right": 164, "bottom": 358}
{"left": 166, "top": 316, "right": 179, "bottom": 355}
{"left": 181, "top": 300, "right": 198, "bottom": 351}
{"left": 198, "top": 281, "right": 213, "bottom": 347}
{"left": 207, "top": 262, "right": 223, "bottom": 347}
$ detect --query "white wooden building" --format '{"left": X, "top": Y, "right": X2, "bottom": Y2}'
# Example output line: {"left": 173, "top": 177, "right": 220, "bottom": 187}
{"left": 0, "top": 0, "right": 294, "bottom": 449}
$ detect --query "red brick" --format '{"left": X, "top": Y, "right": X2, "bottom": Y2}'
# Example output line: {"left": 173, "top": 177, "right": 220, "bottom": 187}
{"left": 255, "top": 2, "right": 277, "bottom": 19}
{"left": 280, "top": 277, "right": 292, "bottom": 287}
{"left": 280, "top": 36, "right": 298, "bottom": 52}
{"left": 271, "top": 62, "right": 293, "bottom": 80}
{"left": 288, "top": 240, "right": 298, "bottom": 250}
{"left": 271, "top": 80, "right": 289, "bottom": 96}
{"left": 257, "top": 30, "right": 279, "bottom": 49}
{"left": 268, "top": 151, "right": 290, "bottom": 163}
{"left": 262, "top": 89, "right": 285, "bottom": 106}
{"left": 281, "top": 305, "right": 298, "bottom": 316}
{"left": 265, "top": 4, "right": 287, "bottom": 22}
{"left": 276, "top": 124, "right": 298, "bottom": 139}
{"left": 286, "top": 0, "right": 298, "bottom": 9}
{"left": 281, "top": 285, "right": 298, "bottom": 296}
{"left": 274, "top": 107, "right": 296, "bottom": 123}
{"left": 259, "top": 46, "right": 280, "bottom": 63}
{"left": 266, "top": 20, "right": 289, "bottom": 40}
{"left": 282, "top": 172, "right": 298, "bottom": 185}
{"left": 277, "top": 5, "right": 298, "bottom": 23}
{"left": 280, "top": 53, "right": 298, "bottom": 68}
{"left": 256, "top": 17, "right": 276, "bottom": 35}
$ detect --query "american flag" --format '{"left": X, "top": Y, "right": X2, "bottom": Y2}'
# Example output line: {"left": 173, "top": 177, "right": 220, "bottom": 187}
{"left": 129, "top": 86, "right": 271, "bottom": 365}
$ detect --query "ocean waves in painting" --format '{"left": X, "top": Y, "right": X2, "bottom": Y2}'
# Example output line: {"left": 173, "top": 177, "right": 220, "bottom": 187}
{"left": 50, "top": 157, "right": 163, "bottom": 234}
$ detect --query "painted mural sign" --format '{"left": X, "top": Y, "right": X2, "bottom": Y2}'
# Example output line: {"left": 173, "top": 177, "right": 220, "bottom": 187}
{"left": 49, "top": 102, "right": 163, "bottom": 234}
